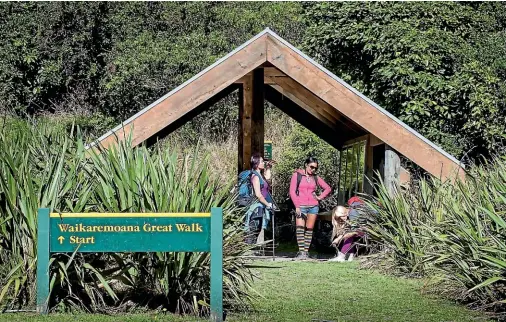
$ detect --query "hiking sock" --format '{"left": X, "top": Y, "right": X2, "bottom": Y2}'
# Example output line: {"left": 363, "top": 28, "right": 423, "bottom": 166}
{"left": 304, "top": 228, "right": 313, "bottom": 253}
{"left": 296, "top": 225, "right": 305, "bottom": 252}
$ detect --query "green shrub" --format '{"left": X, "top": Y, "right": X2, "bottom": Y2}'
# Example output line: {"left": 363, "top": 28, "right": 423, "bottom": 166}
{"left": 366, "top": 158, "right": 506, "bottom": 308}
{"left": 0, "top": 120, "right": 253, "bottom": 314}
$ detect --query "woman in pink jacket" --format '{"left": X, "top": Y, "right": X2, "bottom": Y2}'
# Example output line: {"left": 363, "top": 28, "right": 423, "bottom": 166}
{"left": 289, "top": 156, "right": 331, "bottom": 259}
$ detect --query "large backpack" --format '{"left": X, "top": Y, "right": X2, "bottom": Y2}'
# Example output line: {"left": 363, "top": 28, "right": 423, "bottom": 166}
{"left": 295, "top": 172, "right": 320, "bottom": 196}
{"left": 236, "top": 170, "right": 264, "bottom": 206}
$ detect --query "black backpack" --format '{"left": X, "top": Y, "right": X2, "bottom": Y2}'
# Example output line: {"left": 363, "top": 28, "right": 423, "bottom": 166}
{"left": 295, "top": 172, "right": 321, "bottom": 196}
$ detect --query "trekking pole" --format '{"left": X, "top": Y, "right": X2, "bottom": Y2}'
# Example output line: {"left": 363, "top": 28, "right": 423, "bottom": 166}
{"left": 272, "top": 211, "right": 275, "bottom": 260}
{"left": 266, "top": 191, "right": 279, "bottom": 260}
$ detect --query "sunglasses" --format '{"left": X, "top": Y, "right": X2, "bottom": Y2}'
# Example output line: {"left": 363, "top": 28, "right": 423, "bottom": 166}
{"left": 309, "top": 165, "right": 318, "bottom": 171}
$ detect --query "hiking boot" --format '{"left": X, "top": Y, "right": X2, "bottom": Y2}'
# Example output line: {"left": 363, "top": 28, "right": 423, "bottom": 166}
{"left": 328, "top": 252, "right": 346, "bottom": 262}
{"left": 295, "top": 251, "right": 308, "bottom": 260}
{"left": 306, "top": 252, "right": 319, "bottom": 260}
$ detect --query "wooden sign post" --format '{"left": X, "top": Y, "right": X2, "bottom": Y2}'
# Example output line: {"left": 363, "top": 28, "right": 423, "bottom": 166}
{"left": 37, "top": 208, "right": 223, "bottom": 321}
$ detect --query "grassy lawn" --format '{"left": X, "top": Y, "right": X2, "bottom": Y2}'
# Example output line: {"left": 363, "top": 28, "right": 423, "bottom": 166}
{"left": 228, "top": 261, "right": 489, "bottom": 322}
{"left": 0, "top": 261, "right": 489, "bottom": 322}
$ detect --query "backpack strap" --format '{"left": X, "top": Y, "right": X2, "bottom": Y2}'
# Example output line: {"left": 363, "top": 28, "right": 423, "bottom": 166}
{"left": 314, "top": 175, "right": 321, "bottom": 191}
{"left": 251, "top": 170, "right": 264, "bottom": 189}
{"left": 295, "top": 172, "right": 320, "bottom": 196}
{"left": 295, "top": 172, "right": 302, "bottom": 196}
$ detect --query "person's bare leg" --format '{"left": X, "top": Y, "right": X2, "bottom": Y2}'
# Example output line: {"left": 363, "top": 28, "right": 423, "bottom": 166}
{"left": 304, "top": 214, "right": 317, "bottom": 255}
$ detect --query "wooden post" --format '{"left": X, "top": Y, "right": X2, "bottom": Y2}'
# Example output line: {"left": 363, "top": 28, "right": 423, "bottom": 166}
{"left": 251, "top": 68, "right": 264, "bottom": 157}
{"left": 238, "top": 74, "right": 252, "bottom": 172}
{"left": 384, "top": 145, "right": 401, "bottom": 196}
{"left": 210, "top": 207, "right": 223, "bottom": 322}
{"left": 238, "top": 68, "right": 264, "bottom": 172}
{"left": 36, "top": 208, "right": 50, "bottom": 314}
{"left": 237, "top": 86, "right": 245, "bottom": 172}
{"left": 363, "top": 135, "right": 374, "bottom": 195}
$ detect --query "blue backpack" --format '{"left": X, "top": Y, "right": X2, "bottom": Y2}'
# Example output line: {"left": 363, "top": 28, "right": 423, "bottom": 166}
{"left": 236, "top": 170, "right": 264, "bottom": 206}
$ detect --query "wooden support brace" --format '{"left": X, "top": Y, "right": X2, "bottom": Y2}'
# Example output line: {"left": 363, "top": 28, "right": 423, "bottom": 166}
{"left": 343, "top": 134, "right": 370, "bottom": 149}
{"left": 400, "top": 167, "right": 411, "bottom": 187}
{"left": 265, "top": 85, "right": 343, "bottom": 149}
{"left": 384, "top": 145, "right": 401, "bottom": 196}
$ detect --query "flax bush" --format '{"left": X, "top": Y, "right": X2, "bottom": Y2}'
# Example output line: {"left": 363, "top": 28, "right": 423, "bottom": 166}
{"left": 0, "top": 120, "right": 253, "bottom": 314}
{"left": 366, "top": 158, "right": 506, "bottom": 310}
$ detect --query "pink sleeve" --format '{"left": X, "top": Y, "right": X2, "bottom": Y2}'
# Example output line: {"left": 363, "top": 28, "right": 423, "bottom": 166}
{"left": 317, "top": 176, "right": 332, "bottom": 200}
{"left": 289, "top": 172, "right": 300, "bottom": 208}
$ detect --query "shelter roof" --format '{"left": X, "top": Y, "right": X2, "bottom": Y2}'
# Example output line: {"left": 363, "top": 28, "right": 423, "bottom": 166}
{"left": 93, "top": 28, "right": 464, "bottom": 180}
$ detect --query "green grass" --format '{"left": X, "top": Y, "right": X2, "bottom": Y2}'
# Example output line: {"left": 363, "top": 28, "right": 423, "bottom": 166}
{"left": 228, "top": 261, "right": 489, "bottom": 322}
{"left": 0, "top": 261, "right": 489, "bottom": 322}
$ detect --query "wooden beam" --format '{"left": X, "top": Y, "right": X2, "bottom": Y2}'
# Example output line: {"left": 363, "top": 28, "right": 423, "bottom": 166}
{"left": 363, "top": 135, "right": 375, "bottom": 195}
{"left": 269, "top": 84, "right": 337, "bottom": 131}
{"left": 238, "top": 69, "right": 265, "bottom": 172}
{"left": 235, "top": 74, "right": 286, "bottom": 85}
{"left": 264, "top": 67, "right": 286, "bottom": 77}
{"left": 145, "top": 84, "right": 239, "bottom": 147}
{"left": 237, "top": 87, "right": 245, "bottom": 172}
{"left": 97, "top": 35, "right": 268, "bottom": 149}
{"left": 264, "top": 76, "right": 277, "bottom": 85}
{"left": 342, "top": 134, "right": 369, "bottom": 149}
{"left": 238, "top": 74, "right": 253, "bottom": 172}
{"left": 369, "top": 134, "right": 383, "bottom": 147}
{"left": 400, "top": 167, "right": 411, "bottom": 187}
{"left": 271, "top": 76, "right": 365, "bottom": 136}
{"left": 234, "top": 72, "right": 252, "bottom": 84}
{"left": 234, "top": 67, "right": 285, "bottom": 84}
{"left": 265, "top": 34, "right": 464, "bottom": 181}
{"left": 265, "top": 85, "right": 344, "bottom": 149}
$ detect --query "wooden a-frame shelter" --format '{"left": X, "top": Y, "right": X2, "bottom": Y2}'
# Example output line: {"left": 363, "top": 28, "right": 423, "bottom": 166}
{"left": 91, "top": 28, "right": 464, "bottom": 194}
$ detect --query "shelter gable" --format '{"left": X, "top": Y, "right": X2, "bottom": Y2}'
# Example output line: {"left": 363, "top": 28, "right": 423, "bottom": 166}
{"left": 93, "top": 28, "right": 464, "bottom": 181}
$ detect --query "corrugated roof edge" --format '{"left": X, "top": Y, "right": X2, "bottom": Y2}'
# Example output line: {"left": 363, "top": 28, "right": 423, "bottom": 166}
{"left": 264, "top": 29, "right": 464, "bottom": 168}
{"left": 88, "top": 28, "right": 271, "bottom": 148}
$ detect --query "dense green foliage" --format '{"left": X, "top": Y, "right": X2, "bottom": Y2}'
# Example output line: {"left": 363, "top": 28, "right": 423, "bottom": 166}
{"left": 0, "top": 121, "right": 253, "bottom": 314}
{"left": 0, "top": 2, "right": 303, "bottom": 139}
{"left": 1, "top": 2, "right": 506, "bottom": 316}
{"left": 366, "top": 157, "right": 506, "bottom": 310}
{"left": 304, "top": 2, "right": 506, "bottom": 158}
{"left": 2, "top": 2, "right": 505, "bottom": 159}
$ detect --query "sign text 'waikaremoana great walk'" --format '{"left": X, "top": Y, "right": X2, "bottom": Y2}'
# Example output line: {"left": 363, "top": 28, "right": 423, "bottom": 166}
{"left": 49, "top": 212, "right": 211, "bottom": 252}
{"left": 37, "top": 208, "right": 224, "bottom": 321}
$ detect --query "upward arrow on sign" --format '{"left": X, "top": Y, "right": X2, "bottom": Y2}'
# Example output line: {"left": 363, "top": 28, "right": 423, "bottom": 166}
{"left": 57, "top": 236, "right": 64, "bottom": 244}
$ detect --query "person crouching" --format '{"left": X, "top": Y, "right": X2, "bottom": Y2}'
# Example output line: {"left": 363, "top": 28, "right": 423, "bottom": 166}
{"left": 329, "top": 205, "right": 360, "bottom": 262}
